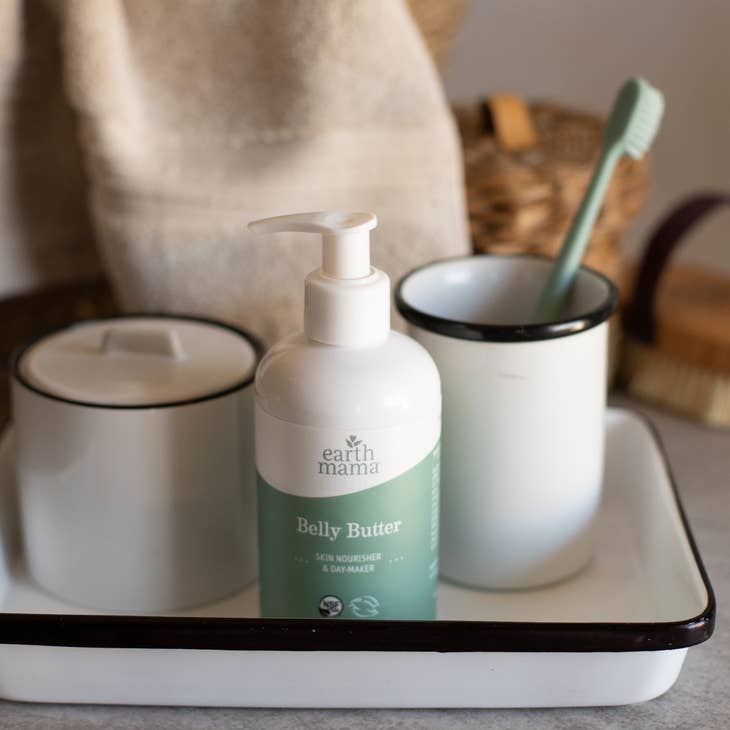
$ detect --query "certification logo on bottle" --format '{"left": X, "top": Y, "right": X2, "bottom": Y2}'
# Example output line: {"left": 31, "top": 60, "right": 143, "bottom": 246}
{"left": 318, "top": 595, "right": 344, "bottom": 617}
{"left": 348, "top": 595, "right": 380, "bottom": 618}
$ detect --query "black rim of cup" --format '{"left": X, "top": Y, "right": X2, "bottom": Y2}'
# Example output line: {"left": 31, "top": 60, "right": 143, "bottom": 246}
{"left": 395, "top": 254, "right": 619, "bottom": 343}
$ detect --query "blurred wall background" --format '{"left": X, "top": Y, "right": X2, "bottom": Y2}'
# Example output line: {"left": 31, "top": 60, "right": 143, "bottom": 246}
{"left": 443, "top": 0, "right": 730, "bottom": 271}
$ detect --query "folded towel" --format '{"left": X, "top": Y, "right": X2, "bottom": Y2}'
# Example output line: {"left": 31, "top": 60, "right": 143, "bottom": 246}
{"left": 4, "top": 0, "right": 469, "bottom": 345}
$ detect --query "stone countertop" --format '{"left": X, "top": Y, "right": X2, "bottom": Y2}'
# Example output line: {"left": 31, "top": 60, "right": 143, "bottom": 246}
{"left": 0, "top": 395, "right": 726, "bottom": 729}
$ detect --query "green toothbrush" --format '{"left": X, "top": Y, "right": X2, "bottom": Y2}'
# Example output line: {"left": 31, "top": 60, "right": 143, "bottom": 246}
{"left": 531, "top": 78, "right": 665, "bottom": 323}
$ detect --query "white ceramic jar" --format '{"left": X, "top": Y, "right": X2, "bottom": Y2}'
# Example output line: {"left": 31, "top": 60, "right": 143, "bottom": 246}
{"left": 397, "top": 255, "right": 618, "bottom": 589}
{"left": 11, "top": 315, "right": 262, "bottom": 612}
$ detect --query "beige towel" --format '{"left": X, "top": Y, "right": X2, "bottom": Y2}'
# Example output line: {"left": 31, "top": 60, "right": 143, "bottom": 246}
{"left": 4, "top": 1, "right": 469, "bottom": 344}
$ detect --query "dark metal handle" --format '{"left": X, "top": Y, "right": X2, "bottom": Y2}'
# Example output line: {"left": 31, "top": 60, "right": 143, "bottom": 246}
{"left": 624, "top": 193, "right": 730, "bottom": 343}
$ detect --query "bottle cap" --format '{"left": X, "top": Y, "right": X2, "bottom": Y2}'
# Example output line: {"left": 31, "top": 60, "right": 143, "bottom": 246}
{"left": 248, "top": 211, "right": 389, "bottom": 347}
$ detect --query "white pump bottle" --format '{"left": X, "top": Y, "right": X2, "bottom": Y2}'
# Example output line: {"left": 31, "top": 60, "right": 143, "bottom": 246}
{"left": 248, "top": 211, "right": 441, "bottom": 620}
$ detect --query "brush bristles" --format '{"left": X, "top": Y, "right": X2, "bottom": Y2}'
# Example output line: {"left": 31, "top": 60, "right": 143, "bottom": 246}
{"left": 621, "top": 338, "right": 730, "bottom": 428}
{"left": 625, "top": 91, "right": 665, "bottom": 158}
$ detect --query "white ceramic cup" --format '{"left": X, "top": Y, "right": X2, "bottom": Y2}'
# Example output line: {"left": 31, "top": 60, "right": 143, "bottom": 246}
{"left": 11, "top": 315, "right": 262, "bottom": 612}
{"left": 396, "top": 255, "right": 618, "bottom": 589}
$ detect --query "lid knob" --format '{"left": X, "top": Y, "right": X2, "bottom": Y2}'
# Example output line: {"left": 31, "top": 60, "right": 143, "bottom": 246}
{"left": 102, "top": 327, "right": 186, "bottom": 361}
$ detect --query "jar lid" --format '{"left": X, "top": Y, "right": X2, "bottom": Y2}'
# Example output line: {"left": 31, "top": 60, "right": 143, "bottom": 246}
{"left": 17, "top": 316, "right": 260, "bottom": 408}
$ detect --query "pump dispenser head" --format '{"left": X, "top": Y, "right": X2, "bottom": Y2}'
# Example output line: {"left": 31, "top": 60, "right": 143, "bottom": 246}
{"left": 248, "top": 211, "right": 389, "bottom": 347}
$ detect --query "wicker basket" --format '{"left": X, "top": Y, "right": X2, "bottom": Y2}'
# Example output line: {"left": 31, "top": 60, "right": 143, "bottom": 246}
{"left": 407, "top": 0, "right": 470, "bottom": 69}
{"left": 453, "top": 98, "right": 650, "bottom": 290}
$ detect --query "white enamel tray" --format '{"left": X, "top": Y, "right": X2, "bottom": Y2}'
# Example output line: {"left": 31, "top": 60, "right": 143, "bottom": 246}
{"left": 0, "top": 408, "right": 714, "bottom": 708}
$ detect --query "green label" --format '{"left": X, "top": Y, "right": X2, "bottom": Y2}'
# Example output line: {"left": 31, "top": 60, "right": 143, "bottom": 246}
{"left": 258, "top": 443, "right": 440, "bottom": 619}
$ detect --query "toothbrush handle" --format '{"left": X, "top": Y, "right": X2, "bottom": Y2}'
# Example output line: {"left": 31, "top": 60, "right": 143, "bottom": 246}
{"left": 531, "top": 146, "right": 622, "bottom": 322}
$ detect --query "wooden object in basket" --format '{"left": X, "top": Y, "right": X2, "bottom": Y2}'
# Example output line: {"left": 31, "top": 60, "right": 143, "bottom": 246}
{"left": 622, "top": 194, "right": 730, "bottom": 428}
{"left": 488, "top": 94, "right": 539, "bottom": 152}
{"left": 454, "top": 98, "right": 650, "bottom": 290}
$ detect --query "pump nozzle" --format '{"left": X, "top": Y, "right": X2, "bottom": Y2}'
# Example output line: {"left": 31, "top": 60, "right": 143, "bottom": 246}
{"left": 248, "top": 210, "right": 389, "bottom": 347}
{"left": 248, "top": 211, "right": 377, "bottom": 279}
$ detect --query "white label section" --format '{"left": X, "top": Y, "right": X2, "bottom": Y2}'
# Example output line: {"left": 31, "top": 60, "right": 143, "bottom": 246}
{"left": 255, "top": 404, "right": 441, "bottom": 498}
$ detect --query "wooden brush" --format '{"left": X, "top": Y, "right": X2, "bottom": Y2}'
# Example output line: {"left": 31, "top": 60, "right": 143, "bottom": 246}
{"left": 621, "top": 193, "right": 730, "bottom": 428}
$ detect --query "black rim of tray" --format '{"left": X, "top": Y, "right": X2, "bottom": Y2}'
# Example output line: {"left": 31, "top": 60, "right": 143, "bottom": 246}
{"left": 0, "top": 410, "right": 715, "bottom": 654}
